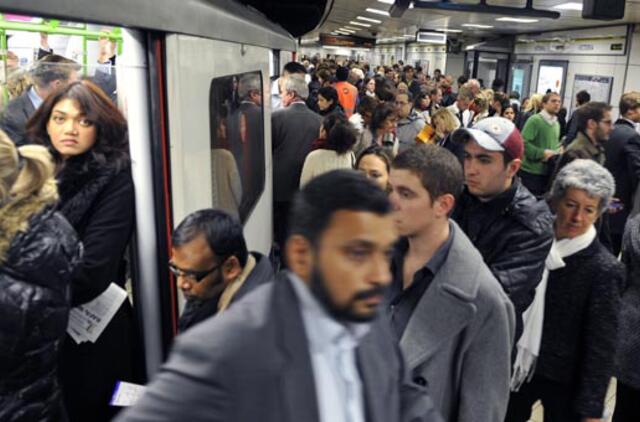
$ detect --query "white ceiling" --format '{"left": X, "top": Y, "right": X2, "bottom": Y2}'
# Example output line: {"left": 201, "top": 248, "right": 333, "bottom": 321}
{"left": 306, "top": 0, "right": 640, "bottom": 42}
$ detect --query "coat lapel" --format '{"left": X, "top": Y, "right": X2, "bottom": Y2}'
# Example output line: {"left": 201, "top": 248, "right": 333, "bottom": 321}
{"left": 357, "top": 330, "right": 390, "bottom": 422}
{"left": 399, "top": 223, "right": 480, "bottom": 370}
{"left": 274, "top": 275, "right": 321, "bottom": 422}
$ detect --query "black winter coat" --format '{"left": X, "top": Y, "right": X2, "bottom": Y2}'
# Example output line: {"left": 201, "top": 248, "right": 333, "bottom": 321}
{"left": 56, "top": 157, "right": 139, "bottom": 422}
{"left": 616, "top": 214, "right": 640, "bottom": 389}
{"left": 451, "top": 179, "right": 554, "bottom": 338}
{"left": 605, "top": 119, "right": 640, "bottom": 235}
{"left": 536, "top": 238, "right": 623, "bottom": 418}
{"left": 0, "top": 209, "right": 81, "bottom": 421}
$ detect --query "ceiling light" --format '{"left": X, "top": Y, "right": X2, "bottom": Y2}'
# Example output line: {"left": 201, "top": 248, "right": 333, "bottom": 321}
{"left": 496, "top": 17, "right": 539, "bottom": 23}
{"left": 339, "top": 28, "right": 356, "bottom": 33}
{"left": 366, "top": 7, "right": 391, "bottom": 16}
{"left": 553, "top": 2, "right": 583, "bottom": 11}
{"left": 377, "top": 0, "right": 394, "bottom": 3}
{"left": 344, "top": 26, "right": 360, "bottom": 31}
{"left": 436, "top": 28, "right": 463, "bottom": 33}
{"left": 357, "top": 16, "right": 382, "bottom": 24}
{"left": 350, "top": 21, "right": 372, "bottom": 27}
{"left": 462, "top": 23, "right": 494, "bottom": 29}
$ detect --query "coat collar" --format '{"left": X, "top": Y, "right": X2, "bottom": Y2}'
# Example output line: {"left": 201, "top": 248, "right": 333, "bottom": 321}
{"left": 400, "top": 221, "right": 481, "bottom": 369}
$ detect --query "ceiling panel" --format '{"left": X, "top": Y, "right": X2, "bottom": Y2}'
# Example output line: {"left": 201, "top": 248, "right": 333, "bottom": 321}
{"left": 305, "top": 0, "right": 640, "bottom": 42}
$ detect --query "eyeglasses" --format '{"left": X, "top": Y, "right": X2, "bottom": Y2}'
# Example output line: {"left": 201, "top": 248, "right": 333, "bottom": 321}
{"left": 168, "top": 261, "right": 223, "bottom": 282}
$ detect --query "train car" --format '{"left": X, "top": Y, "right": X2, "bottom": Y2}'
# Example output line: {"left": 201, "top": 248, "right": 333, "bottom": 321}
{"left": 0, "top": 0, "right": 311, "bottom": 379}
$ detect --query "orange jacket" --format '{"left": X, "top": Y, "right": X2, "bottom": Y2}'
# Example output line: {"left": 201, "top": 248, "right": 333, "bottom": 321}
{"left": 334, "top": 81, "right": 358, "bottom": 118}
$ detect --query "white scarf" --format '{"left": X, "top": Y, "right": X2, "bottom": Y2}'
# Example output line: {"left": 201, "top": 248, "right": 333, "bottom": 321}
{"left": 510, "top": 224, "right": 596, "bottom": 391}
{"left": 539, "top": 109, "right": 558, "bottom": 126}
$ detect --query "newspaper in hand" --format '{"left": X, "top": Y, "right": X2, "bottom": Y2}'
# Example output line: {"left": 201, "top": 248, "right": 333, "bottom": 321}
{"left": 110, "top": 381, "right": 146, "bottom": 407}
{"left": 67, "top": 282, "right": 127, "bottom": 344}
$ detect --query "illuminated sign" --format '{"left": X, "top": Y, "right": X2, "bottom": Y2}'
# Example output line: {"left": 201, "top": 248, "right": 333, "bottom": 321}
{"left": 320, "top": 34, "right": 375, "bottom": 48}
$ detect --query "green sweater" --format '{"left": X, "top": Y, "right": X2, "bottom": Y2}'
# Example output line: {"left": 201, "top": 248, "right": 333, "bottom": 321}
{"left": 520, "top": 113, "right": 560, "bottom": 175}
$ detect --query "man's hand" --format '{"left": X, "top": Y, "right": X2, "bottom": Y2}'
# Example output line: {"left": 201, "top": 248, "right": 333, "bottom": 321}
{"left": 40, "top": 32, "right": 50, "bottom": 51}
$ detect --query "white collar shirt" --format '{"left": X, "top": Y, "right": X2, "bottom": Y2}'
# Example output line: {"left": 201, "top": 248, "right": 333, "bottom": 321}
{"left": 288, "top": 272, "right": 370, "bottom": 422}
{"left": 27, "top": 86, "right": 43, "bottom": 110}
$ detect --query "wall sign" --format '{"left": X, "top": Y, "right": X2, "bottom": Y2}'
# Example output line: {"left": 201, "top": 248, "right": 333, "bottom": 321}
{"left": 571, "top": 74, "right": 613, "bottom": 112}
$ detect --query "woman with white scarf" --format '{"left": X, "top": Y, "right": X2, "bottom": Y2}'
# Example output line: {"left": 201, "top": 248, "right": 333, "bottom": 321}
{"left": 506, "top": 159, "right": 624, "bottom": 422}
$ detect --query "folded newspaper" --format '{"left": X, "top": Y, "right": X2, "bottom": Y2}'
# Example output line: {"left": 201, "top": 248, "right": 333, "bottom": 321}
{"left": 67, "top": 282, "right": 128, "bottom": 344}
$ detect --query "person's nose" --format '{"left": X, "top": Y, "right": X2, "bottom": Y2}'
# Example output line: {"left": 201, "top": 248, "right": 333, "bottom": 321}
{"left": 371, "top": 254, "right": 392, "bottom": 287}
{"left": 388, "top": 190, "right": 401, "bottom": 210}
{"left": 63, "top": 119, "right": 79, "bottom": 135}
{"left": 178, "top": 275, "right": 192, "bottom": 292}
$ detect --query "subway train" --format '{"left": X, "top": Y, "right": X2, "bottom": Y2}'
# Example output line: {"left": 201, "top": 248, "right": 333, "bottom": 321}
{"left": 0, "top": 0, "right": 315, "bottom": 379}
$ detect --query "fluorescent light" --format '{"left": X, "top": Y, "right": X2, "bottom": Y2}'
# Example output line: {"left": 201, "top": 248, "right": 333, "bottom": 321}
{"left": 356, "top": 16, "right": 382, "bottom": 24}
{"left": 366, "top": 7, "right": 391, "bottom": 16}
{"left": 436, "top": 28, "right": 463, "bottom": 33}
{"left": 344, "top": 26, "right": 360, "bottom": 31}
{"left": 496, "top": 17, "right": 539, "bottom": 23}
{"left": 378, "top": 0, "right": 394, "bottom": 3}
{"left": 350, "top": 21, "right": 371, "bottom": 27}
{"left": 462, "top": 23, "right": 494, "bottom": 29}
{"left": 339, "top": 28, "right": 356, "bottom": 33}
{"left": 553, "top": 2, "right": 583, "bottom": 11}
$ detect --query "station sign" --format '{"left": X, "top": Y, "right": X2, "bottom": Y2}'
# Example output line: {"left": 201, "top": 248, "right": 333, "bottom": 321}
{"left": 320, "top": 34, "right": 375, "bottom": 48}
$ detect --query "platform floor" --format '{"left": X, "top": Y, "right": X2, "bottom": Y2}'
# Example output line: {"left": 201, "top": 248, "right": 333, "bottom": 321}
{"left": 528, "top": 378, "right": 617, "bottom": 421}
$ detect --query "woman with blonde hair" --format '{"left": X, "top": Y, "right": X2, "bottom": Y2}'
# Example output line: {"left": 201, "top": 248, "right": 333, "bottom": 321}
{"left": 0, "top": 131, "right": 81, "bottom": 421}
{"left": 431, "top": 107, "right": 463, "bottom": 162}
{"left": 517, "top": 93, "right": 543, "bottom": 130}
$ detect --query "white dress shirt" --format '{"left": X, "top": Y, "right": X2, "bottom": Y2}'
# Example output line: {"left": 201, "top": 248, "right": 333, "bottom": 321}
{"left": 288, "top": 272, "right": 370, "bottom": 422}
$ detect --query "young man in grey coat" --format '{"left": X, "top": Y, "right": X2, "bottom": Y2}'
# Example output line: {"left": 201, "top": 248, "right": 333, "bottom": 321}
{"left": 388, "top": 145, "right": 515, "bottom": 422}
{"left": 116, "top": 170, "right": 443, "bottom": 422}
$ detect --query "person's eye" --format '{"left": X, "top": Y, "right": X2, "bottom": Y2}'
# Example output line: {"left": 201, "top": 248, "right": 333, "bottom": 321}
{"left": 480, "top": 158, "right": 492, "bottom": 164}
{"left": 52, "top": 115, "right": 65, "bottom": 124}
{"left": 347, "top": 248, "right": 370, "bottom": 261}
{"left": 78, "top": 118, "right": 93, "bottom": 127}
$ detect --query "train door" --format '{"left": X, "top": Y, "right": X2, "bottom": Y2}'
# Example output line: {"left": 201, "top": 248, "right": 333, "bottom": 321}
{"left": 465, "top": 50, "right": 511, "bottom": 88}
{"left": 164, "top": 34, "right": 273, "bottom": 314}
{"left": 509, "top": 61, "right": 533, "bottom": 99}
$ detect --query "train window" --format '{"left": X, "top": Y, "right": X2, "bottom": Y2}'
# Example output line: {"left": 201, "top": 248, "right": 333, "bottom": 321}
{"left": 209, "top": 71, "right": 265, "bottom": 223}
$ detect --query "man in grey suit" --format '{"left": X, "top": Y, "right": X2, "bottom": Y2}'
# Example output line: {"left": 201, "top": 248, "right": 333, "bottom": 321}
{"left": 272, "top": 74, "right": 322, "bottom": 257}
{"left": 388, "top": 145, "right": 515, "bottom": 422}
{"left": 116, "top": 170, "right": 443, "bottom": 422}
{"left": 0, "top": 54, "right": 79, "bottom": 146}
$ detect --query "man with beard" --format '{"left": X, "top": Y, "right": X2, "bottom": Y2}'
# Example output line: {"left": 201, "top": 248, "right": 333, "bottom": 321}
{"left": 117, "top": 170, "right": 442, "bottom": 422}
{"left": 388, "top": 145, "right": 515, "bottom": 422}
{"left": 567, "top": 101, "right": 613, "bottom": 165}
{"left": 171, "top": 209, "right": 273, "bottom": 332}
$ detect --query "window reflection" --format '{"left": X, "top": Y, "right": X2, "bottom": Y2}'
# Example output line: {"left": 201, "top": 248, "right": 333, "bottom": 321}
{"left": 209, "top": 71, "right": 265, "bottom": 223}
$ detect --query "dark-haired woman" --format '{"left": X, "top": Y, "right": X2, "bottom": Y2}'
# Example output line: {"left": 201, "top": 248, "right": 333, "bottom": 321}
{"left": 26, "top": 80, "right": 138, "bottom": 422}
{"left": 317, "top": 86, "right": 344, "bottom": 117}
{"left": 300, "top": 114, "right": 356, "bottom": 186}
{"left": 356, "top": 144, "right": 392, "bottom": 192}
{"left": 370, "top": 103, "right": 399, "bottom": 157}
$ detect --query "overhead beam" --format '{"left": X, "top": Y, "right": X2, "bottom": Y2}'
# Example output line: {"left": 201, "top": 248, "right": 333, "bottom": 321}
{"left": 390, "top": 0, "right": 411, "bottom": 18}
{"left": 407, "top": 0, "right": 561, "bottom": 19}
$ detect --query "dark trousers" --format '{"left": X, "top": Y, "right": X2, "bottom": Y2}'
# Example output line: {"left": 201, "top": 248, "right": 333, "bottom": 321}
{"left": 613, "top": 381, "right": 640, "bottom": 422}
{"left": 518, "top": 170, "right": 549, "bottom": 198}
{"left": 505, "top": 376, "right": 581, "bottom": 422}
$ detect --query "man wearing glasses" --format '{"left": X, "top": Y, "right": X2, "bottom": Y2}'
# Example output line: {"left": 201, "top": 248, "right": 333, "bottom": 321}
{"left": 567, "top": 101, "right": 614, "bottom": 165}
{"left": 169, "top": 209, "right": 273, "bottom": 332}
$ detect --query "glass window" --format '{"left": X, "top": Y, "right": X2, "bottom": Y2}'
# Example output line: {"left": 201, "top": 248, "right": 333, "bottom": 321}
{"left": 209, "top": 71, "right": 265, "bottom": 223}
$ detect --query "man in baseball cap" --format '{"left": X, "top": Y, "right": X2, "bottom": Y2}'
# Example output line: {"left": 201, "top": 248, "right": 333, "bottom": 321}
{"left": 450, "top": 117, "right": 554, "bottom": 340}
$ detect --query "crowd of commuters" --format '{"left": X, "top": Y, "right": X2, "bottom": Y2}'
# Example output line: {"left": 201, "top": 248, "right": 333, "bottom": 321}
{"left": 2, "top": 49, "right": 640, "bottom": 422}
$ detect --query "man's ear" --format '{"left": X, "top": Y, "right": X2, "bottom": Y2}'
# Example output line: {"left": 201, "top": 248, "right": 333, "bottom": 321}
{"left": 507, "top": 158, "right": 522, "bottom": 178}
{"left": 434, "top": 193, "right": 456, "bottom": 218}
{"left": 221, "top": 256, "right": 242, "bottom": 284}
{"left": 285, "top": 235, "right": 314, "bottom": 283}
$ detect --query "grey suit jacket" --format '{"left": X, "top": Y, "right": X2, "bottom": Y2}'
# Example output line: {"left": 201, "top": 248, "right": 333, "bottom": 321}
{"left": 399, "top": 221, "right": 515, "bottom": 422}
{"left": 0, "top": 91, "right": 36, "bottom": 146}
{"left": 272, "top": 103, "right": 322, "bottom": 203}
{"left": 117, "top": 273, "right": 443, "bottom": 422}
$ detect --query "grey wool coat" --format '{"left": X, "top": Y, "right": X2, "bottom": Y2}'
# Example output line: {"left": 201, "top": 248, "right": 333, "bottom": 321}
{"left": 399, "top": 221, "right": 515, "bottom": 422}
